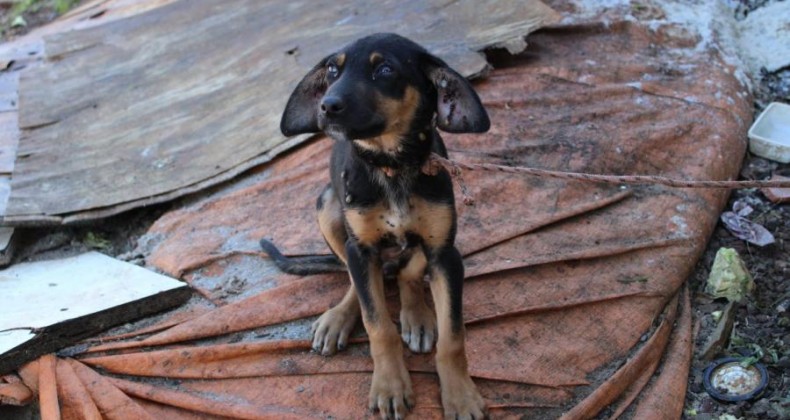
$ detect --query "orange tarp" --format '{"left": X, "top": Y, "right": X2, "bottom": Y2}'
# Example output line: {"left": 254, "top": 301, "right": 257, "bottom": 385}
{"left": 13, "top": 20, "right": 750, "bottom": 419}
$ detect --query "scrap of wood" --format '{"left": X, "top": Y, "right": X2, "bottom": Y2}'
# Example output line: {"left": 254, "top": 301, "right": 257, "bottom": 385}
{"left": 0, "top": 0, "right": 177, "bottom": 226}
{"left": 701, "top": 301, "right": 738, "bottom": 361}
{"left": 4, "top": 0, "right": 559, "bottom": 225}
{"left": 0, "top": 252, "right": 191, "bottom": 375}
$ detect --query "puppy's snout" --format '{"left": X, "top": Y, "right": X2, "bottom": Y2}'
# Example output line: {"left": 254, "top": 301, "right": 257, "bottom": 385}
{"left": 320, "top": 96, "right": 346, "bottom": 116}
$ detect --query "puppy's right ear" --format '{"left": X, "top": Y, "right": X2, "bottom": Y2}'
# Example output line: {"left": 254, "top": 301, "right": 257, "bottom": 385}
{"left": 421, "top": 55, "right": 490, "bottom": 134}
{"left": 280, "top": 57, "right": 329, "bottom": 136}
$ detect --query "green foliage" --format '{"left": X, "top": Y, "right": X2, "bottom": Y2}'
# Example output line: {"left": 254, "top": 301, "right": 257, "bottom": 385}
{"left": 54, "top": 0, "right": 80, "bottom": 14}
{"left": 11, "top": 0, "right": 79, "bottom": 15}
{"left": 84, "top": 231, "right": 112, "bottom": 251}
{"left": 2, "top": 0, "right": 82, "bottom": 38}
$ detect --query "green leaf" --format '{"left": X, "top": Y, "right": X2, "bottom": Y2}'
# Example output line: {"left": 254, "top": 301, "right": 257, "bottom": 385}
{"left": 84, "top": 232, "right": 112, "bottom": 251}
{"left": 11, "top": 16, "right": 27, "bottom": 28}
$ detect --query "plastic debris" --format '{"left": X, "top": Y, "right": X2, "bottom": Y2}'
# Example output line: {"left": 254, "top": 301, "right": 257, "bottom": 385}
{"left": 720, "top": 199, "right": 775, "bottom": 246}
{"left": 748, "top": 102, "right": 790, "bottom": 163}
{"left": 705, "top": 248, "right": 754, "bottom": 302}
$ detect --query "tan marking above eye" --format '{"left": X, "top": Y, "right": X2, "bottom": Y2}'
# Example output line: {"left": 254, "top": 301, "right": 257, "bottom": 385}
{"left": 369, "top": 52, "right": 383, "bottom": 65}
{"left": 335, "top": 53, "right": 346, "bottom": 67}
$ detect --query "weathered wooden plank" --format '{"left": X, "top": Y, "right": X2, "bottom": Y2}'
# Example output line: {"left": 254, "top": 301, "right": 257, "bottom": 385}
{"left": 0, "top": 112, "right": 18, "bottom": 174}
{"left": 5, "top": 0, "right": 559, "bottom": 224}
{"left": 0, "top": 176, "right": 10, "bottom": 219}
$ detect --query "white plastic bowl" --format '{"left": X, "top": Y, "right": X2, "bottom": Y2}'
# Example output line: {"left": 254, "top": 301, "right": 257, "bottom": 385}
{"left": 748, "top": 102, "right": 790, "bottom": 163}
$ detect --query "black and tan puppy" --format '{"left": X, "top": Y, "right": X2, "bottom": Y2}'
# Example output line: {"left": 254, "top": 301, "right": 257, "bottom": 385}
{"left": 265, "top": 33, "right": 490, "bottom": 419}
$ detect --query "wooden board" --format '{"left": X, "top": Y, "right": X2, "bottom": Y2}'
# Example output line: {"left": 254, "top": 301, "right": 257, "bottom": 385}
{"left": 0, "top": 252, "right": 191, "bottom": 375}
{"left": 4, "top": 0, "right": 559, "bottom": 225}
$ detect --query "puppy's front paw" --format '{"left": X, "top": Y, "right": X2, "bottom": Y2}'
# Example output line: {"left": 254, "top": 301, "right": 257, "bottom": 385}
{"left": 441, "top": 374, "right": 486, "bottom": 420}
{"left": 369, "top": 360, "right": 414, "bottom": 420}
{"left": 399, "top": 303, "right": 436, "bottom": 354}
{"left": 311, "top": 306, "right": 358, "bottom": 356}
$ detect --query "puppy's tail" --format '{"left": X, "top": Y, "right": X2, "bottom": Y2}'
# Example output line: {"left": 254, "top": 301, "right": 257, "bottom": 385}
{"left": 259, "top": 238, "right": 345, "bottom": 276}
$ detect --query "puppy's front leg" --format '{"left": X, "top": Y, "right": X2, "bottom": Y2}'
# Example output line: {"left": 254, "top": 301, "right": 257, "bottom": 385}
{"left": 346, "top": 240, "right": 413, "bottom": 419}
{"left": 429, "top": 246, "right": 486, "bottom": 420}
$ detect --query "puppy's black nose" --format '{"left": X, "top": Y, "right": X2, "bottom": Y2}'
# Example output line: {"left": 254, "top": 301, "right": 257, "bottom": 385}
{"left": 320, "top": 96, "right": 346, "bottom": 115}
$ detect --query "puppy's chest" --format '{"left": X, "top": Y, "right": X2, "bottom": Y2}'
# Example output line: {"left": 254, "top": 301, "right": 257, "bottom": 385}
{"left": 343, "top": 189, "right": 452, "bottom": 250}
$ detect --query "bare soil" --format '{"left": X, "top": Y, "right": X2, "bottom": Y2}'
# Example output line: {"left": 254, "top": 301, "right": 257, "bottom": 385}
{"left": 682, "top": 4, "right": 790, "bottom": 420}
{"left": 684, "top": 85, "right": 790, "bottom": 419}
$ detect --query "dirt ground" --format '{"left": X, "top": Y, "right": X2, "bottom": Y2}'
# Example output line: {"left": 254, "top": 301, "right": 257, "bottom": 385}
{"left": 683, "top": 79, "right": 790, "bottom": 419}
{"left": 1, "top": 2, "right": 788, "bottom": 420}
{"left": 680, "top": 2, "right": 790, "bottom": 418}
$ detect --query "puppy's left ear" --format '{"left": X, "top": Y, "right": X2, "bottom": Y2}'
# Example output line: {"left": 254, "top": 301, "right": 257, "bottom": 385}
{"left": 423, "top": 56, "right": 490, "bottom": 133}
{"left": 280, "top": 57, "right": 329, "bottom": 136}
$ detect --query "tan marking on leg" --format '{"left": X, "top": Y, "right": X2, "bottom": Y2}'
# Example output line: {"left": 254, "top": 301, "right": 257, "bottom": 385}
{"left": 399, "top": 247, "right": 427, "bottom": 283}
{"left": 361, "top": 264, "right": 414, "bottom": 418}
{"left": 317, "top": 187, "right": 347, "bottom": 263}
{"left": 429, "top": 267, "right": 486, "bottom": 419}
{"left": 412, "top": 198, "right": 453, "bottom": 249}
{"left": 313, "top": 187, "right": 358, "bottom": 355}
{"left": 398, "top": 249, "right": 435, "bottom": 353}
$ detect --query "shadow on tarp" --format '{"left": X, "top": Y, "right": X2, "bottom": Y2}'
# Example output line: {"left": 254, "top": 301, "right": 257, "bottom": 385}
{"left": 10, "top": 20, "right": 750, "bottom": 419}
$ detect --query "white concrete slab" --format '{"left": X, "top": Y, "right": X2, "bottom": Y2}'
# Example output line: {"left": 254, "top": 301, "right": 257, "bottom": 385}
{"left": 0, "top": 252, "right": 185, "bottom": 355}
{"left": 738, "top": 1, "right": 790, "bottom": 75}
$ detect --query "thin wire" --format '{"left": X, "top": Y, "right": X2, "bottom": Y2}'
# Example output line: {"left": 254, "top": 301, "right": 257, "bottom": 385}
{"left": 429, "top": 154, "right": 790, "bottom": 189}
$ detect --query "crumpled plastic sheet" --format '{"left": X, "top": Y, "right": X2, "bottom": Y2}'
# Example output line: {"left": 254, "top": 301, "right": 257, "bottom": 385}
{"left": 14, "top": 20, "right": 751, "bottom": 419}
{"left": 720, "top": 198, "right": 775, "bottom": 246}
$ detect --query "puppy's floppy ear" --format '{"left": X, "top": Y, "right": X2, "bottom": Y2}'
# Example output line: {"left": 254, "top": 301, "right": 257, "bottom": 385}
{"left": 280, "top": 56, "right": 330, "bottom": 136}
{"left": 422, "top": 55, "right": 490, "bottom": 133}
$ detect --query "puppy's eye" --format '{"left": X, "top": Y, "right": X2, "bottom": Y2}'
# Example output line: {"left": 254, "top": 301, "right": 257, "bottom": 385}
{"left": 327, "top": 63, "right": 339, "bottom": 78}
{"left": 373, "top": 64, "right": 394, "bottom": 80}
